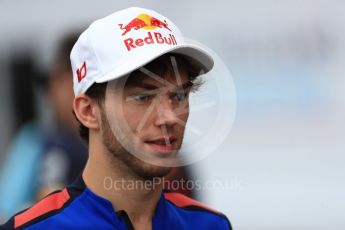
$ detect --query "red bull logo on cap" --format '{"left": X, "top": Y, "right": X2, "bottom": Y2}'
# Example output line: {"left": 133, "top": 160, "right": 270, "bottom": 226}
{"left": 119, "top": 13, "right": 171, "bottom": 36}
{"left": 118, "top": 13, "right": 177, "bottom": 51}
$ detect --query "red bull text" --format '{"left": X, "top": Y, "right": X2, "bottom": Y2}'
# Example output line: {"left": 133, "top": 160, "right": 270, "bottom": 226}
{"left": 124, "top": 32, "right": 177, "bottom": 51}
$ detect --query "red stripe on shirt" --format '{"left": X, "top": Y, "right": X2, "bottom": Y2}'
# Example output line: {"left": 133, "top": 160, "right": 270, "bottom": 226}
{"left": 164, "top": 192, "right": 220, "bottom": 214}
{"left": 14, "top": 188, "right": 70, "bottom": 228}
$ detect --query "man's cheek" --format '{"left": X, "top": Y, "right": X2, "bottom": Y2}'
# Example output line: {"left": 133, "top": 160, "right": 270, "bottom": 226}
{"left": 125, "top": 114, "right": 147, "bottom": 132}
{"left": 180, "top": 112, "right": 190, "bottom": 123}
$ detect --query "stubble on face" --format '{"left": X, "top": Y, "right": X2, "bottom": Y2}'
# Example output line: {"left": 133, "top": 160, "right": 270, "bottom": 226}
{"left": 100, "top": 106, "right": 172, "bottom": 180}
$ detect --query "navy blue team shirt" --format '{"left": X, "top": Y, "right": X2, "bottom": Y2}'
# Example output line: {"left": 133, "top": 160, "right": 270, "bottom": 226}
{"left": 1, "top": 176, "right": 232, "bottom": 229}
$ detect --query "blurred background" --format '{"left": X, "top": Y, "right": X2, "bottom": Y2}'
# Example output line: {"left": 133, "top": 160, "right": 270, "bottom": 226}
{"left": 0, "top": 0, "right": 344, "bottom": 229}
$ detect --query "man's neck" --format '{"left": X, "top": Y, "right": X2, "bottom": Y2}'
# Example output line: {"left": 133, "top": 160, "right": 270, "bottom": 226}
{"left": 82, "top": 148, "right": 163, "bottom": 229}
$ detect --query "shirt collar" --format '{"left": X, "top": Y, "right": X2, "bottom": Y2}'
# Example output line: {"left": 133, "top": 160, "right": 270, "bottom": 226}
{"left": 68, "top": 174, "right": 168, "bottom": 229}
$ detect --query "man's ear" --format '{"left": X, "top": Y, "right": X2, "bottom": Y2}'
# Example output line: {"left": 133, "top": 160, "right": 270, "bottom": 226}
{"left": 73, "top": 94, "right": 101, "bottom": 130}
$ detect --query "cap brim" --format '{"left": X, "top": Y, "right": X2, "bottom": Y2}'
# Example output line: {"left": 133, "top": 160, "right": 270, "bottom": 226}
{"left": 95, "top": 43, "right": 214, "bottom": 84}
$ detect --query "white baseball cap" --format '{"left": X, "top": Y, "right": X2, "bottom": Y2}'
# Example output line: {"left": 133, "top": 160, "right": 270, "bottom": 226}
{"left": 70, "top": 7, "right": 214, "bottom": 96}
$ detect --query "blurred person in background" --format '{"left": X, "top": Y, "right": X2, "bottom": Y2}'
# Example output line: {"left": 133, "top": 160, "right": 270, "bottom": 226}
{"left": 35, "top": 33, "right": 88, "bottom": 199}
{"left": 0, "top": 32, "right": 88, "bottom": 221}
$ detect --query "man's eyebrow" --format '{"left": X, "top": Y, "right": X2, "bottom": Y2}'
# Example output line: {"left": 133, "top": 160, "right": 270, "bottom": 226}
{"left": 125, "top": 81, "right": 159, "bottom": 90}
{"left": 125, "top": 81, "right": 193, "bottom": 91}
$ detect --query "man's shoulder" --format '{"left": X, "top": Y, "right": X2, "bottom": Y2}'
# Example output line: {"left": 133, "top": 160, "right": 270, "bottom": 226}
{"left": 163, "top": 191, "right": 232, "bottom": 229}
{"left": 1, "top": 188, "right": 76, "bottom": 230}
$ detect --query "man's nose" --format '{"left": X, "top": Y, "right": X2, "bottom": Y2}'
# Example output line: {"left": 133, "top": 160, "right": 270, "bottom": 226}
{"left": 154, "top": 97, "right": 179, "bottom": 127}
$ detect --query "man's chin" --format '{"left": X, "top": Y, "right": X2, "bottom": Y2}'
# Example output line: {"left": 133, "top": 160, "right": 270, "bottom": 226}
{"left": 132, "top": 162, "right": 172, "bottom": 180}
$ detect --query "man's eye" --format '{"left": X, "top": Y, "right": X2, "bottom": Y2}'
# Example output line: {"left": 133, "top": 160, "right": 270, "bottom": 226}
{"left": 172, "top": 91, "right": 188, "bottom": 102}
{"left": 132, "top": 94, "right": 151, "bottom": 102}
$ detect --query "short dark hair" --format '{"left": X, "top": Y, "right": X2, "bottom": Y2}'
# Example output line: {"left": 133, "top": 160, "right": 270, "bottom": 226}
{"left": 74, "top": 53, "right": 204, "bottom": 143}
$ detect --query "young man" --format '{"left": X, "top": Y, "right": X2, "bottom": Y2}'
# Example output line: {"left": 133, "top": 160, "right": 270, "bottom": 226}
{"left": 1, "top": 7, "right": 231, "bottom": 229}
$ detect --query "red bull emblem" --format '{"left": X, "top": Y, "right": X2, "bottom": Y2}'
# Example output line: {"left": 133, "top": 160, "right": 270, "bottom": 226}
{"left": 118, "top": 13, "right": 171, "bottom": 36}
{"left": 118, "top": 13, "right": 177, "bottom": 51}
{"left": 76, "top": 61, "right": 87, "bottom": 82}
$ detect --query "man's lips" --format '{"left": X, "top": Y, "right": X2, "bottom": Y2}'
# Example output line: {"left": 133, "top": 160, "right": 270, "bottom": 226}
{"left": 145, "top": 136, "right": 177, "bottom": 153}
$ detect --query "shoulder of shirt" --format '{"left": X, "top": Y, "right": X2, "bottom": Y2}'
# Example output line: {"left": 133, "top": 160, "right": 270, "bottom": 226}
{"left": 163, "top": 191, "right": 232, "bottom": 229}
{"left": 0, "top": 185, "right": 82, "bottom": 230}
